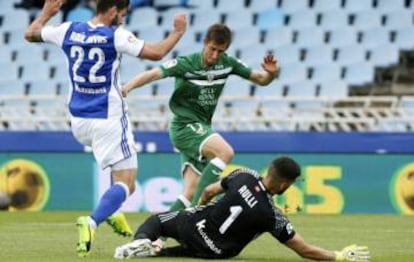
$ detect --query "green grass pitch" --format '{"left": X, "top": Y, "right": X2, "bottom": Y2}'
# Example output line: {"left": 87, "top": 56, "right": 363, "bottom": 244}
{"left": 0, "top": 212, "right": 413, "bottom": 261}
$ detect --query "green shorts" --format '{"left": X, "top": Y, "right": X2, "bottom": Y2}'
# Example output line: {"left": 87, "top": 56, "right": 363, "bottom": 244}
{"left": 169, "top": 121, "right": 217, "bottom": 176}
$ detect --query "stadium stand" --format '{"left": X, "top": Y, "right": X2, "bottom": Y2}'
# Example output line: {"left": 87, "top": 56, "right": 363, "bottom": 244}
{"left": 0, "top": 0, "right": 414, "bottom": 132}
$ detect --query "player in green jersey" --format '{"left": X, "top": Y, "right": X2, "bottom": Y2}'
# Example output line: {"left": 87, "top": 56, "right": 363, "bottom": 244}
{"left": 122, "top": 24, "right": 280, "bottom": 210}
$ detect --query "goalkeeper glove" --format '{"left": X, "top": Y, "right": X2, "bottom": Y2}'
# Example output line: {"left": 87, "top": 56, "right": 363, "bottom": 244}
{"left": 334, "top": 244, "right": 370, "bottom": 261}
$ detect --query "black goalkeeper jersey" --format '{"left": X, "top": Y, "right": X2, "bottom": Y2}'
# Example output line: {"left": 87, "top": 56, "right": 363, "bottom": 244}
{"left": 178, "top": 169, "right": 296, "bottom": 258}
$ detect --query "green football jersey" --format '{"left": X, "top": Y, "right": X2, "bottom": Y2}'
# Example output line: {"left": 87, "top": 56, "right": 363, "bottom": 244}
{"left": 159, "top": 52, "right": 252, "bottom": 124}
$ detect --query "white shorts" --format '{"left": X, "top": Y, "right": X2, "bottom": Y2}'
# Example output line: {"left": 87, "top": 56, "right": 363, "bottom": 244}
{"left": 71, "top": 114, "right": 137, "bottom": 170}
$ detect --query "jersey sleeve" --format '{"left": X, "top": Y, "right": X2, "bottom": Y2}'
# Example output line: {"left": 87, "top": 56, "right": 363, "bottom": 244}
{"left": 268, "top": 208, "right": 296, "bottom": 243}
{"left": 114, "top": 26, "right": 145, "bottom": 57}
{"left": 228, "top": 56, "right": 252, "bottom": 80}
{"left": 220, "top": 170, "right": 240, "bottom": 190}
{"left": 41, "top": 22, "right": 71, "bottom": 47}
{"left": 159, "top": 56, "right": 187, "bottom": 78}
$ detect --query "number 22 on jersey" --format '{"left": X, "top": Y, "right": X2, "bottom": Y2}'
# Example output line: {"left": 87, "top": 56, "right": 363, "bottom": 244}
{"left": 70, "top": 46, "right": 106, "bottom": 84}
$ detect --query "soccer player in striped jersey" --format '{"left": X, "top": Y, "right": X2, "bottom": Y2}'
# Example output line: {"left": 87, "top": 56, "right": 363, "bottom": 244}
{"left": 25, "top": 0, "right": 187, "bottom": 256}
{"left": 114, "top": 156, "right": 370, "bottom": 261}
{"left": 122, "top": 23, "right": 280, "bottom": 211}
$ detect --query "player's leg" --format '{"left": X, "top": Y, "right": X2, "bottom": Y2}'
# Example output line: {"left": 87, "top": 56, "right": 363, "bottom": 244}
{"left": 114, "top": 211, "right": 183, "bottom": 259}
{"left": 76, "top": 116, "right": 137, "bottom": 256}
{"left": 191, "top": 134, "right": 233, "bottom": 206}
{"left": 169, "top": 161, "right": 201, "bottom": 211}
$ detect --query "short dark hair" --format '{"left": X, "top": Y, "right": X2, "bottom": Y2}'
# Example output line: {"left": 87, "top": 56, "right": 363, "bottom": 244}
{"left": 205, "top": 24, "right": 232, "bottom": 46}
{"left": 269, "top": 156, "right": 301, "bottom": 181}
{"left": 96, "top": 0, "right": 130, "bottom": 14}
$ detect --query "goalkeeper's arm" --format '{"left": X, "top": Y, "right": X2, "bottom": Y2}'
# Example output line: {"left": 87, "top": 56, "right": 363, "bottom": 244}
{"left": 284, "top": 233, "right": 370, "bottom": 261}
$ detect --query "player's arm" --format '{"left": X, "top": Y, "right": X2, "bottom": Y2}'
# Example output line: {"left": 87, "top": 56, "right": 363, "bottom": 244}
{"left": 198, "top": 181, "right": 224, "bottom": 206}
{"left": 24, "top": 0, "right": 63, "bottom": 42}
{"left": 139, "top": 13, "right": 187, "bottom": 61}
{"left": 249, "top": 54, "right": 280, "bottom": 86}
{"left": 122, "top": 68, "right": 164, "bottom": 97}
{"left": 284, "top": 233, "right": 371, "bottom": 261}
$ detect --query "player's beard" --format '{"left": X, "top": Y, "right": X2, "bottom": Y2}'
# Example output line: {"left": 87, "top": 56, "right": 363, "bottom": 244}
{"left": 110, "top": 16, "right": 122, "bottom": 26}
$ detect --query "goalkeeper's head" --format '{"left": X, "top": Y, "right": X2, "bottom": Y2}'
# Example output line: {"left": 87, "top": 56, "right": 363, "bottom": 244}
{"left": 264, "top": 156, "right": 301, "bottom": 195}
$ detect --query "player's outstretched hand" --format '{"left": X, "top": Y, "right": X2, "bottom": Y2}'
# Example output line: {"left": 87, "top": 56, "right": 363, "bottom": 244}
{"left": 173, "top": 13, "right": 187, "bottom": 35}
{"left": 335, "top": 244, "right": 371, "bottom": 261}
{"left": 122, "top": 85, "right": 130, "bottom": 98}
{"left": 42, "top": 0, "right": 65, "bottom": 18}
{"left": 261, "top": 54, "right": 279, "bottom": 77}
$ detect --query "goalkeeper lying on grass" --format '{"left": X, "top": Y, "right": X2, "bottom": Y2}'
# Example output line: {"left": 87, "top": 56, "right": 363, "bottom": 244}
{"left": 114, "top": 156, "right": 370, "bottom": 261}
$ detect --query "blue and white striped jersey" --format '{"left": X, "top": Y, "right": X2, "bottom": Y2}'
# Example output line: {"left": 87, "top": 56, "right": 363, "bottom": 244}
{"left": 42, "top": 22, "right": 144, "bottom": 118}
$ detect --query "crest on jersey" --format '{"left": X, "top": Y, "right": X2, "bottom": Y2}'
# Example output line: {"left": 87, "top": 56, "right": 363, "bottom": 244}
{"left": 163, "top": 59, "right": 178, "bottom": 69}
{"left": 207, "top": 73, "right": 214, "bottom": 82}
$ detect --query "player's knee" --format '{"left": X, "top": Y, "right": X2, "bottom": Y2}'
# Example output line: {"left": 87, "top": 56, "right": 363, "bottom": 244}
{"left": 219, "top": 146, "right": 234, "bottom": 163}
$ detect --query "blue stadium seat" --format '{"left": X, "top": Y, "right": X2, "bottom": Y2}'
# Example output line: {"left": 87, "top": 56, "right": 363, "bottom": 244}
{"left": 231, "top": 27, "right": 261, "bottom": 48}
{"left": 327, "top": 28, "right": 358, "bottom": 47}
{"left": 310, "top": 64, "right": 342, "bottom": 83}
{"left": 336, "top": 45, "right": 367, "bottom": 66}
{"left": 159, "top": 7, "right": 189, "bottom": 29}
{"left": 153, "top": 0, "right": 183, "bottom": 7}
{"left": 343, "top": 0, "right": 373, "bottom": 13}
{"left": 191, "top": 10, "right": 222, "bottom": 31}
{"left": 0, "top": 45, "right": 14, "bottom": 63}
{"left": 304, "top": 46, "right": 334, "bottom": 67}
{"left": 376, "top": 0, "right": 406, "bottom": 13}
{"left": 368, "top": 44, "right": 399, "bottom": 67}
{"left": 312, "top": 0, "right": 342, "bottom": 12}
{"left": 29, "top": 79, "right": 58, "bottom": 95}
{"left": 128, "top": 7, "right": 158, "bottom": 30}
{"left": 0, "top": 10, "right": 30, "bottom": 31}
{"left": 384, "top": 10, "right": 413, "bottom": 30}
{"left": 154, "top": 78, "right": 175, "bottom": 96}
{"left": 224, "top": 10, "right": 254, "bottom": 30}
{"left": 6, "top": 29, "right": 26, "bottom": 48}
{"left": 248, "top": 0, "right": 277, "bottom": 12}
{"left": 66, "top": 6, "right": 94, "bottom": 22}
{"left": 257, "top": 9, "right": 285, "bottom": 30}
{"left": 186, "top": 0, "right": 215, "bottom": 9}
{"left": 264, "top": 27, "right": 292, "bottom": 48}
{"left": 394, "top": 27, "right": 414, "bottom": 50}
{"left": 360, "top": 27, "right": 390, "bottom": 49}
{"left": 274, "top": 45, "right": 301, "bottom": 66}
{"left": 238, "top": 44, "right": 270, "bottom": 65}
{"left": 14, "top": 45, "right": 45, "bottom": 64}
{"left": 319, "top": 80, "right": 348, "bottom": 98}
{"left": 319, "top": 10, "right": 349, "bottom": 30}
{"left": 0, "top": 62, "right": 19, "bottom": 82}
{"left": 295, "top": 27, "right": 325, "bottom": 48}
{"left": 279, "top": 0, "right": 309, "bottom": 14}
{"left": 343, "top": 62, "right": 374, "bottom": 86}
{"left": 288, "top": 10, "right": 317, "bottom": 30}
{"left": 120, "top": 58, "right": 147, "bottom": 82}
{"left": 221, "top": 76, "right": 252, "bottom": 97}
{"left": 287, "top": 81, "right": 317, "bottom": 97}
{"left": 137, "top": 28, "right": 166, "bottom": 43}
{"left": 21, "top": 63, "right": 51, "bottom": 81}
{"left": 0, "top": 79, "right": 25, "bottom": 95}
{"left": 277, "top": 64, "right": 308, "bottom": 85}
{"left": 254, "top": 82, "right": 284, "bottom": 97}
{"left": 216, "top": 0, "right": 246, "bottom": 12}
{"left": 352, "top": 10, "right": 382, "bottom": 30}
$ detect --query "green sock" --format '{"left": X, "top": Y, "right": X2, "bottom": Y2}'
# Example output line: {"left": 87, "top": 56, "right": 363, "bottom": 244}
{"left": 169, "top": 195, "right": 190, "bottom": 211}
{"left": 191, "top": 161, "right": 223, "bottom": 206}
